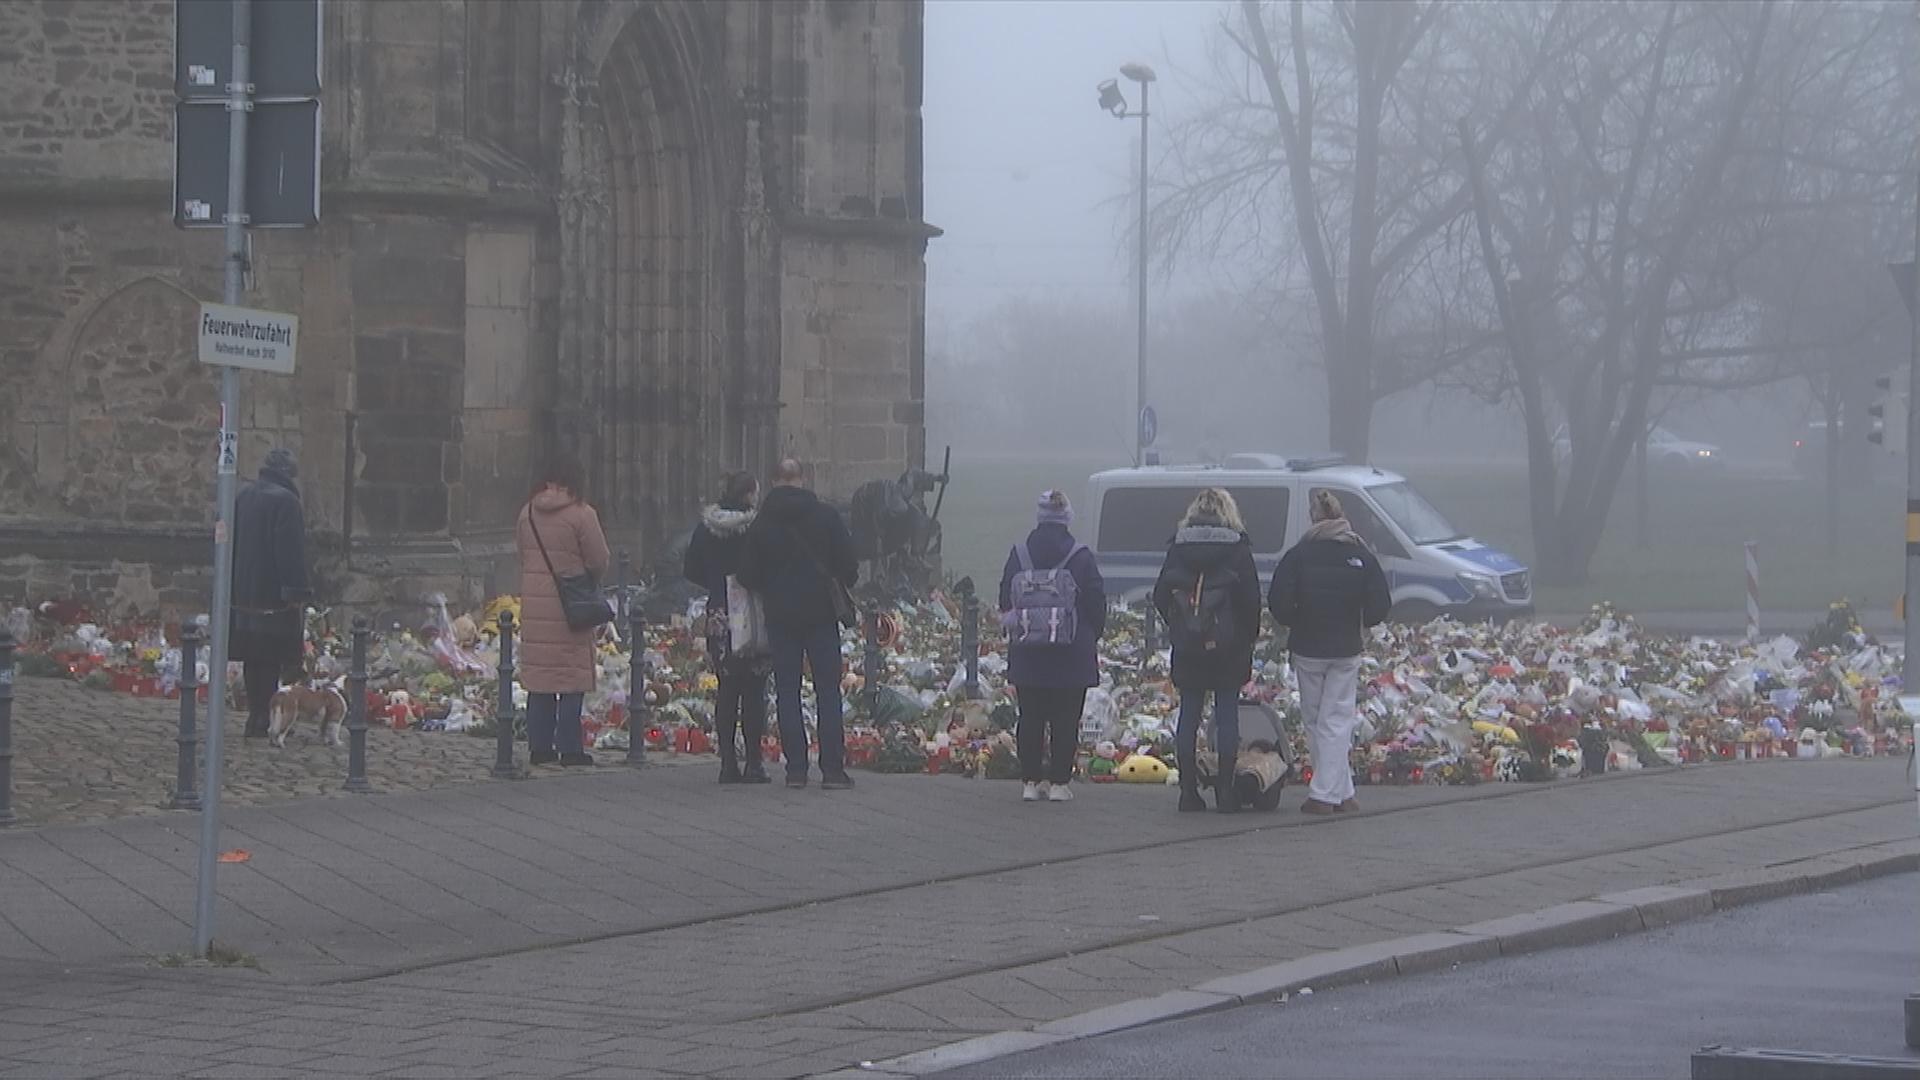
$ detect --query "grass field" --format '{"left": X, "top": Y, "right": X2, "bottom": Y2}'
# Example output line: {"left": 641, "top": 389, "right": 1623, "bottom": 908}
{"left": 933, "top": 451, "right": 1903, "bottom": 617}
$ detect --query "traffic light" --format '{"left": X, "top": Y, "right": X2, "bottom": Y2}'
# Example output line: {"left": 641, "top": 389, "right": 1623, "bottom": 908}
{"left": 1869, "top": 375, "right": 1893, "bottom": 446}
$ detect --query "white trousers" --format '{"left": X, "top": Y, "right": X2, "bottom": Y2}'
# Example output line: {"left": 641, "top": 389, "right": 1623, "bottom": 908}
{"left": 1296, "top": 655, "right": 1363, "bottom": 805}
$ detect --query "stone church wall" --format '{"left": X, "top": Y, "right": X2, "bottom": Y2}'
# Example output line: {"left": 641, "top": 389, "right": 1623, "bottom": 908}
{"left": 0, "top": 0, "right": 932, "bottom": 619}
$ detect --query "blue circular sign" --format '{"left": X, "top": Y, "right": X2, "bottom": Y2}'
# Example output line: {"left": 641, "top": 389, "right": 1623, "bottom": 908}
{"left": 1139, "top": 406, "right": 1158, "bottom": 448}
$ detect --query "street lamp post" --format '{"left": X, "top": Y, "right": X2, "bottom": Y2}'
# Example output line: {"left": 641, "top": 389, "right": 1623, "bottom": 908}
{"left": 1099, "top": 63, "right": 1157, "bottom": 467}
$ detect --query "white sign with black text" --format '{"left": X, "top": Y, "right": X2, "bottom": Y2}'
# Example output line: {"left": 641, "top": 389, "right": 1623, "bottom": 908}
{"left": 197, "top": 301, "right": 299, "bottom": 375}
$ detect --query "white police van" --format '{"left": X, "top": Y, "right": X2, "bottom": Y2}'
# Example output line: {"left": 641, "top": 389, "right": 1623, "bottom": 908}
{"left": 1086, "top": 454, "right": 1533, "bottom": 622}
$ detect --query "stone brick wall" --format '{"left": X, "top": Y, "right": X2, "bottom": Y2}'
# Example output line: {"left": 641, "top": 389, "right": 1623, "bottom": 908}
{"left": 0, "top": 0, "right": 174, "bottom": 183}
{"left": 772, "top": 0, "right": 933, "bottom": 499}
{"left": 0, "top": 0, "right": 931, "bottom": 616}
{"left": 779, "top": 234, "right": 929, "bottom": 498}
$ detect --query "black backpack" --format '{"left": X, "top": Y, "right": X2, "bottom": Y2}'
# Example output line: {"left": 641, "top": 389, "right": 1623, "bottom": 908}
{"left": 1172, "top": 565, "right": 1240, "bottom": 654}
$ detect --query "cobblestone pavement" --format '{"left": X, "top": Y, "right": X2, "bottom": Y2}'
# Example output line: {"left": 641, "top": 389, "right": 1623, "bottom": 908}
{"left": 6, "top": 676, "right": 706, "bottom": 829}
{"left": 0, "top": 755, "right": 1910, "bottom": 1078}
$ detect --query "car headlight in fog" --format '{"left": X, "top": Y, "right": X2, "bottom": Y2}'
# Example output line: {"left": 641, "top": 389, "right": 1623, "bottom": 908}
{"left": 1696, "top": 449, "right": 1713, "bottom": 457}
{"left": 1458, "top": 573, "right": 1501, "bottom": 602}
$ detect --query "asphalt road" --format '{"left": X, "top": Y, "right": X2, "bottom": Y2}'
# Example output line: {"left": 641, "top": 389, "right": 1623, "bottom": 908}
{"left": 937, "top": 872, "right": 1920, "bottom": 1080}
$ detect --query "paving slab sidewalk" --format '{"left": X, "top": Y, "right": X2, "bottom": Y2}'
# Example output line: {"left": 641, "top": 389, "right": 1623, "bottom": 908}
{"left": 0, "top": 757, "right": 1910, "bottom": 1079}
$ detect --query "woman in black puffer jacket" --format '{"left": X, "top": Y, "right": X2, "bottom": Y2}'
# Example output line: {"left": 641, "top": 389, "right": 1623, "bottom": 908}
{"left": 1153, "top": 488, "right": 1264, "bottom": 814}
{"left": 684, "top": 472, "right": 772, "bottom": 784}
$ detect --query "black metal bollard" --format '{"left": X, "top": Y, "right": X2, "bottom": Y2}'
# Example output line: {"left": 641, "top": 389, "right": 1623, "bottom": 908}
{"left": 492, "top": 612, "right": 519, "bottom": 779}
{"left": 863, "top": 610, "right": 882, "bottom": 708}
{"left": 0, "top": 628, "right": 14, "bottom": 827}
{"left": 625, "top": 602, "right": 648, "bottom": 766}
{"left": 961, "top": 593, "right": 980, "bottom": 699}
{"left": 170, "top": 625, "right": 204, "bottom": 811}
{"left": 344, "top": 617, "right": 372, "bottom": 793}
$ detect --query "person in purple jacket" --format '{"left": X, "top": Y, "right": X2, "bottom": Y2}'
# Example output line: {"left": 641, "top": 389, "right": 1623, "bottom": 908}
{"left": 999, "top": 490, "right": 1107, "bottom": 803}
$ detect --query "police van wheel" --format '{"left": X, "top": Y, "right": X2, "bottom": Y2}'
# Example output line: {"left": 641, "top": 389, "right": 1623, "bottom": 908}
{"left": 1390, "top": 601, "right": 1441, "bottom": 625}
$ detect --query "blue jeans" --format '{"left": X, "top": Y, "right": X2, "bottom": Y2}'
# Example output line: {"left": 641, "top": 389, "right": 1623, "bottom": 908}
{"left": 526, "top": 692, "right": 585, "bottom": 755}
{"left": 1175, "top": 687, "right": 1240, "bottom": 784}
{"left": 770, "top": 621, "right": 845, "bottom": 778}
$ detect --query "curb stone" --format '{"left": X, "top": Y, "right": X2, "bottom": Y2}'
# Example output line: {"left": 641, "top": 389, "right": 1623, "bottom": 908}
{"left": 1458, "top": 899, "right": 1643, "bottom": 956}
{"left": 1193, "top": 942, "right": 1400, "bottom": 1001}
{"left": 867, "top": 1032, "right": 1072, "bottom": 1076}
{"left": 840, "top": 844, "right": 1920, "bottom": 1078}
{"left": 1375, "top": 930, "right": 1502, "bottom": 976}
{"left": 1033, "top": 990, "right": 1239, "bottom": 1039}
{"left": 1594, "top": 885, "right": 1714, "bottom": 929}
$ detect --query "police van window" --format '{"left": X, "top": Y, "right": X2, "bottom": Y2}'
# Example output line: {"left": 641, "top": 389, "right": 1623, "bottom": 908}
{"left": 1097, "top": 488, "right": 1204, "bottom": 552}
{"left": 1311, "top": 488, "right": 1406, "bottom": 560}
{"left": 1224, "top": 488, "right": 1289, "bottom": 554}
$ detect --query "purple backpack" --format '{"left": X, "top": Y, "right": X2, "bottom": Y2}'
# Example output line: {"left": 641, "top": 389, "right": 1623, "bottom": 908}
{"left": 1009, "top": 543, "right": 1086, "bottom": 647}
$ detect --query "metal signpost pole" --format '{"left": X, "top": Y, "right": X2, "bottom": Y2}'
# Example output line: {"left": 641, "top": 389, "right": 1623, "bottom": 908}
{"left": 194, "top": 0, "right": 251, "bottom": 959}
{"left": 1133, "top": 78, "right": 1150, "bottom": 469}
{"left": 1905, "top": 166, "right": 1920, "bottom": 1051}
{"left": 1905, "top": 172, "right": 1920, "bottom": 700}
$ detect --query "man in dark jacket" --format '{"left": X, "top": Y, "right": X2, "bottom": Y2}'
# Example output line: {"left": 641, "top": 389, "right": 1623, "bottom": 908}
{"left": 999, "top": 490, "right": 1106, "bottom": 802}
{"left": 1152, "top": 489, "right": 1264, "bottom": 813}
{"left": 230, "top": 447, "right": 311, "bottom": 738}
{"left": 1267, "top": 489, "right": 1392, "bottom": 815}
{"left": 739, "top": 460, "right": 860, "bottom": 790}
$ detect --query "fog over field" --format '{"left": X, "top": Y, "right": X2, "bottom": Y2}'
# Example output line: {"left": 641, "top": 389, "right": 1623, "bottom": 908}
{"left": 920, "top": 0, "right": 1920, "bottom": 616}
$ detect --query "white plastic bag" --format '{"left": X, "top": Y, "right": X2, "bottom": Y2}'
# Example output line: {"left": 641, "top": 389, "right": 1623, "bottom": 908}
{"left": 725, "top": 576, "right": 769, "bottom": 658}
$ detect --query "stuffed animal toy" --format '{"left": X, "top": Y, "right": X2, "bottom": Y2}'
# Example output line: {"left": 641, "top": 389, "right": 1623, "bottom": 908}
{"left": 947, "top": 701, "right": 993, "bottom": 740}
{"left": 1795, "top": 728, "right": 1838, "bottom": 759}
{"left": 1115, "top": 754, "right": 1169, "bottom": 783}
{"left": 384, "top": 689, "right": 415, "bottom": 729}
{"left": 1550, "top": 741, "right": 1582, "bottom": 779}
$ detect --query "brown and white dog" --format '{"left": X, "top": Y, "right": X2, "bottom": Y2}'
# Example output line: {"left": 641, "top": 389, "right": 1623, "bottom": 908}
{"left": 268, "top": 682, "right": 349, "bottom": 748}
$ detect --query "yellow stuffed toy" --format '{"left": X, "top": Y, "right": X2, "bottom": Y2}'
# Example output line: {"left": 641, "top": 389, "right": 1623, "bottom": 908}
{"left": 1115, "top": 754, "right": 1169, "bottom": 783}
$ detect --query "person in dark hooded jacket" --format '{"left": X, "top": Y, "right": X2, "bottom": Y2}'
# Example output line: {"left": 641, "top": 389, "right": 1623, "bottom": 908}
{"left": 999, "top": 490, "right": 1106, "bottom": 803}
{"left": 684, "top": 471, "right": 772, "bottom": 784}
{"left": 739, "top": 460, "right": 860, "bottom": 789}
{"left": 1153, "top": 488, "right": 1264, "bottom": 813}
{"left": 230, "top": 447, "right": 311, "bottom": 738}
{"left": 1268, "top": 488, "right": 1392, "bottom": 815}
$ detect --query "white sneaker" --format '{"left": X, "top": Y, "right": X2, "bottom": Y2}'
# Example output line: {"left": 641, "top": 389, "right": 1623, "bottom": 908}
{"left": 1022, "top": 782, "right": 1041, "bottom": 802}
{"left": 1048, "top": 784, "right": 1073, "bottom": 803}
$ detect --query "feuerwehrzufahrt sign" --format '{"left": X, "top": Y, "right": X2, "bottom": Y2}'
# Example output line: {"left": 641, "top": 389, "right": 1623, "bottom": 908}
{"left": 197, "top": 301, "right": 298, "bottom": 374}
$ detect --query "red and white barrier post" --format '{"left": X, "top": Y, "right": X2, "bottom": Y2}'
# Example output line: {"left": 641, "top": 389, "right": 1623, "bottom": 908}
{"left": 1744, "top": 540, "right": 1760, "bottom": 642}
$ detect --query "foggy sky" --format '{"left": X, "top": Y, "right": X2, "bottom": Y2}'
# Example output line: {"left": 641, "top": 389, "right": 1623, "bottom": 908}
{"left": 922, "top": 0, "right": 1214, "bottom": 330}
{"left": 918, "top": 0, "right": 1884, "bottom": 465}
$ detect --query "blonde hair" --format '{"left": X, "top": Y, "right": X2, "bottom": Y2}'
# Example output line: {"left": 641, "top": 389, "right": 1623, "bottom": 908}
{"left": 1180, "top": 487, "right": 1246, "bottom": 533}
{"left": 1310, "top": 488, "right": 1346, "bottom": 523}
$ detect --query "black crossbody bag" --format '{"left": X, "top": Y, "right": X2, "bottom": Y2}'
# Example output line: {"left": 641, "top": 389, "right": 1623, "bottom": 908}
{"left": 526, "top": 508, "right": 615, "bottom": 630}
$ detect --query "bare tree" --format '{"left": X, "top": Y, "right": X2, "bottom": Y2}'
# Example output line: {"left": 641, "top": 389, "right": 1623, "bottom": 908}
{"left": 1161, "top": 0, "right": 1467, "bottom": 459}
{"left": 1160, "top": 0, "right": 1586, "bottom": 460}
{"left": 1459, "top": 0, "right": 1918, "bottom": 584}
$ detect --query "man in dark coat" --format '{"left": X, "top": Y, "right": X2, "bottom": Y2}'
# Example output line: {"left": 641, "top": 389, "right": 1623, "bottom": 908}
{"left": 230, "top": 447, "right": 311, "bottom": 738}
{"left": 1153, "top": 489, "right": 1264, "bottom": 812}
{"left": 739, "top": 460, "right": 860, "bottom": 790}
{"left": 999, "top": 490, "right": 1106, "bottom": 801}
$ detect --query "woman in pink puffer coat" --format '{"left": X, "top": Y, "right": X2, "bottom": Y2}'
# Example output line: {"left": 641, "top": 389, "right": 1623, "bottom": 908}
{"left": 515, "top": 455, "right": 611, "bottom": 766}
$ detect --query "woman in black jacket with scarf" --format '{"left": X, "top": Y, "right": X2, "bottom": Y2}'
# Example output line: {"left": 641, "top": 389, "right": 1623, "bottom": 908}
{"left": 684, "top": 472, "right": 772, "bottom": 784}
{"left": 1153, "top": 488, "right": 1264, "bottom": 813}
